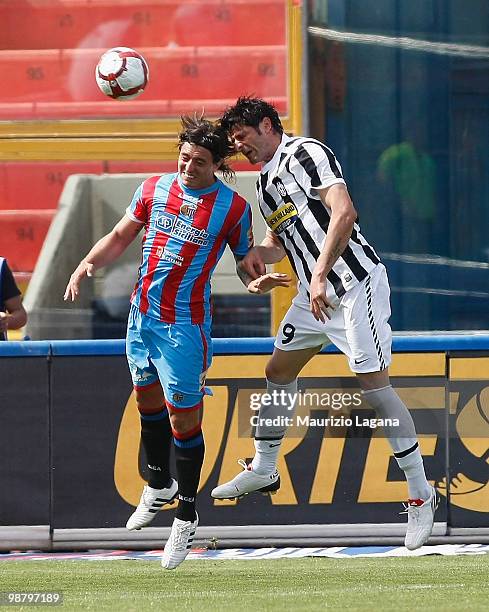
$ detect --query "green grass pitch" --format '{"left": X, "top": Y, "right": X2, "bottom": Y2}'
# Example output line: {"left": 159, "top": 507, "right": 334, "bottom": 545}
{"left": 2, "top": 555, "right": 489, "bottom": 611}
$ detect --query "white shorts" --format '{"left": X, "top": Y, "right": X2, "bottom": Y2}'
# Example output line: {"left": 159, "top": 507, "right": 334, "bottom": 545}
{"left": 274, "top": 264, "right": 392, "bottom": 373}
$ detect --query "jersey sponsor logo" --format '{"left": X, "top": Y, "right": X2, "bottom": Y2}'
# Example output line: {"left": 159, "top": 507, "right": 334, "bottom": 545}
{"left": 155, "top": 211, "right": 209, "bottom": 246}
{"left": 266, "top": 203, "right": 298, "bottom": 234}
{"left": 156, "top": 246, "right": 184, "bottom": 267}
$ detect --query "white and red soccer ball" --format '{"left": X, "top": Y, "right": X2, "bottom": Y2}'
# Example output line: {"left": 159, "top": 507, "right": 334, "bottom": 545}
{"left": 95, "top": 47, "right": 149, "bottom": 100}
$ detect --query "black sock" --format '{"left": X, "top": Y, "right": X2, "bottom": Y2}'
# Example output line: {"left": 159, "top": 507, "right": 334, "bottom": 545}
{"left": 174, "top": 434, "right": 204, "bottom": 522}
{"left": 140, "top": 413, "right": 173, "bottom": 489}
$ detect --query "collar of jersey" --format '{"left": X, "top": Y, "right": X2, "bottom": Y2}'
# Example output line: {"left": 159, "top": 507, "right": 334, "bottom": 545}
{"left": 261, "top": 133, "right": 294, "bottom": 174}
{"left": 177, "top": 174, "right": 220, "bottom": 196}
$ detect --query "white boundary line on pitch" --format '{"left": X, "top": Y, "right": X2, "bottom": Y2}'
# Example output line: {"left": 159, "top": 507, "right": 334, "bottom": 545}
{"left": 1, "top": 544, "right": 489, "bottom": 561}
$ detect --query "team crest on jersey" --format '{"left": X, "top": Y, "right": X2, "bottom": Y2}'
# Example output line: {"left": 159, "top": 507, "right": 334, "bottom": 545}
{"left": 178, "top": 193, "right": 202, "bottom": 220}
{"left": 266, "top": 202, "right": 298, "bottom": 234}
{"left": 274, "top": 177, "right": 288, "bottom": 198}
{"left": 179, "top": 202, "right": 198, "bottom": 219}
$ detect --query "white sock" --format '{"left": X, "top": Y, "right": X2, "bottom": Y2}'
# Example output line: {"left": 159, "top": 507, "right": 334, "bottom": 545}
{"left": 251, "top": 378, "right": 297, "bottom": 475}
{"left": 362, "top": 385, "right": 432, "bottom": 500}
{"left": 398, "top": 447, "right": 432, "bottom": 501}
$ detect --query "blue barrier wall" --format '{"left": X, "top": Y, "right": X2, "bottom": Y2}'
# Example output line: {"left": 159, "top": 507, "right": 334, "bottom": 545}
{"left": 3, "top": 333, "right": 489, "bottom": 356}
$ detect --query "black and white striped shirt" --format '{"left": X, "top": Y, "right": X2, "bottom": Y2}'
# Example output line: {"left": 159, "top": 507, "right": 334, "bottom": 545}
{"left": 257, "top": 134, "right": 380, "bottom": 304}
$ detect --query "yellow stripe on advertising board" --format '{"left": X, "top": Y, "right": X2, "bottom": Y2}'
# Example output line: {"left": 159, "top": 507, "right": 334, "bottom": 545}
{"left": 208, "top": 352, "right": 446, "bottom": 379}
{"left": 450, "top": 357, "right": 489, "bottom": 379}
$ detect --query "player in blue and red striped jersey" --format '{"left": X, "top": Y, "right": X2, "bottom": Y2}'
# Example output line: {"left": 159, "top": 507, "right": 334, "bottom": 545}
{"left": 64, "top": 114, "right": 290, "bottom": 570}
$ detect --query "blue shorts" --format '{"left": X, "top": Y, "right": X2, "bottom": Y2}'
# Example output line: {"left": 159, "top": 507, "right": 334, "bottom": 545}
{"left": 126, "top": 305, "right": 212, "bottom": 410}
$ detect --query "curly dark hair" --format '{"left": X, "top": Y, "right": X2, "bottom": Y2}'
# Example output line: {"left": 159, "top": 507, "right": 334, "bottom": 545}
{"left": 220, "top": 96, "right": 284, "bottom": 135}
{"left": 178, "top": 114, "right": 235, "bottom": 182}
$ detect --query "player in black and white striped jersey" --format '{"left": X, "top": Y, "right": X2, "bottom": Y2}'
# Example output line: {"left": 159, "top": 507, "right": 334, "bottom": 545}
{"left": 211, "top": 97, "right": 438, "bottom": 550}
{"left": 256, "top": 134, "right": 380, "bottom": 307}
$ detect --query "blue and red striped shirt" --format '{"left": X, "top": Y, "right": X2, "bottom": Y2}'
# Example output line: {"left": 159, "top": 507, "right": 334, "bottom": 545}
{"left": 126, "top": 173, "right": 253, "bottom": 324}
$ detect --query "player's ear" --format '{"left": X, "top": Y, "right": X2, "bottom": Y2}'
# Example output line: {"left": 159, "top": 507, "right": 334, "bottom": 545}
{"left": 261, "top": 117, "right": 273, "bottom": 133}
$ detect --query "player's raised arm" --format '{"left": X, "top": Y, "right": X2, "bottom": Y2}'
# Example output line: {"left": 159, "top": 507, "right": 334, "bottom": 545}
{"left": 63, "top": 214, "right": 143, "bottom": 302}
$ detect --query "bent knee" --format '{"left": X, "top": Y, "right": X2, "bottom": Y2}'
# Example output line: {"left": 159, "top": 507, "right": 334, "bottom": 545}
{"left": 265, "top": 360, "right": 296, "bottom": 384}
{"left": 168, "top": 407, "right": 201, "bottom": 435}
{"left": 134, "top": 383, "right": 165, "bottom": 415}
{"left": 356, "top": 369, "right": 390, "bottom": 391}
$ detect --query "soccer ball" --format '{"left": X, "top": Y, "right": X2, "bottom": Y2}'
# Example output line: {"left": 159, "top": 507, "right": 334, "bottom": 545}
{"left": 95, "top": 47, "right": 149, "bottom": 100}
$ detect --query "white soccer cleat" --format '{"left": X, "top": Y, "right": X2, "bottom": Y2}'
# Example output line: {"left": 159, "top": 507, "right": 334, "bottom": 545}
{"left": 211, "top": 459, "right": 280, "bottom": 499}
{"left": 126, "top": 480, "right": 178, "bottom": 531}
{"left": 161, "top": 513, "right": 199, "bottom": 570}
{"left": 403, "top": 485, "right": 439, "bottom": 550}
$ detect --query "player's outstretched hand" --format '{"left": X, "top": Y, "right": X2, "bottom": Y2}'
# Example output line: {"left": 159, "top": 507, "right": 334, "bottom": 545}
{"left": 247, "top": 272, "right": 291, "bottom": 294}
{"left": 63, "top": 261, "right": 95, "bottom": 302}
{"left": 241, "top": 247, "right": 266, "bottom": 279}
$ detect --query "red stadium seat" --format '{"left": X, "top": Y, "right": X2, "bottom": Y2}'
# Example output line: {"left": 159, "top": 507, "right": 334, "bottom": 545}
{"left": 0, "top": 162, "right": 104, "bottom": 210}
{"left": 0, "top": 46, "right": 287, "bottom": 109}
{"left": 160, "top": 0, "right": 286, "bottom": 47}
{"left": 0, "top": 210, "right": 56, "bottom": 272}
{"left": 0, "top": 50, "right": 63, "bottom": 102}
{"left": 0, "top": 1, "right": 286, "bottom": 50}
{"left": 143, "top": 45, "right": 287, "bottom": 100}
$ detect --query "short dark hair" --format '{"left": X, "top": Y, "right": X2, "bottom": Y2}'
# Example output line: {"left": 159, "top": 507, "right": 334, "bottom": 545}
{"left": 221, "top": 96, "right": 284, "bottom": 135}
{"left": 178, "top": 114, "right": 235, "bottom": 181}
